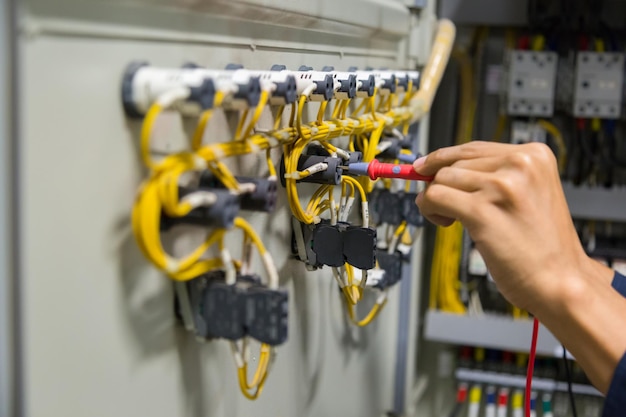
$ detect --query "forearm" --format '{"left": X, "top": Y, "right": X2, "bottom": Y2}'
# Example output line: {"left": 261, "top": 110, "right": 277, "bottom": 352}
{"left": 534, "top": 258, "right": 626, "bottom": 393}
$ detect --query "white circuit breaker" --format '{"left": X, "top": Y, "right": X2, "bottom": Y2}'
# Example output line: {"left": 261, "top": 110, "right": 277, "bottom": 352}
{"left": 573, "top": 52, "right": 625, "bottom": 119}
{"left": 506, "top": 50, "right": 558, "bottom": 117}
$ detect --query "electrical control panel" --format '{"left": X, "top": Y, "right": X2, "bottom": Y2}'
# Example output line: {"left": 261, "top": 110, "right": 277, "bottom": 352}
{"left": 573, "top": 52, "right": 625, "bottom": 119}
{"left": 505, "top": 50, "right": 558, "bottom": 117}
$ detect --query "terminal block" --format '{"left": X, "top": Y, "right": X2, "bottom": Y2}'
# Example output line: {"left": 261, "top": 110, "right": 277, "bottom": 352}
{"left": 184, "top": 272, "right": 288, "bottom": 346}
{"left": 406, "top": 70, "right": 420, "bottom": 92}
{"left": 291, "top": 66, "right": 335, "bottom": 101}
{"left": 297, "top": 220, "right": 377, "bottom": 270}
{"left": 245, "top": 286, "right": 289, "bottom": 346}
{"left": 374, "top": 249, "right": 403, "bottom": 289}
{"left": 279, "top": 154, "right": 343, "bottom": 186}
{"left": 377, "top": 137, "right": 419, "bottom": 163}
{"left": 321, "top": 66, "right": 357, "bottom": 99}
{"left": 247, "top": 69, "right": 298, "bottom": 105}
{"left": 122, "top": 61, "right": 216, "bottom": 118}
{"left": 370, "top": 189, "right": 423, "bottom": 227}
{"left": 160, "top": 187, "right": 240, "bottom": 230}
{"left": 200, "top": 172, "right": 278, "bottom": 213}
{"left": 505, "top": 50, "right": 558, "bottom": 117}
{"left": 394, "top": 71, "right": 411, "bottom": 93}
{"left": 349, "top": 67, "right": 397, "bottom": 95}
{"left": 183, "top": 64, "right": 263, "bottom": 110}
{"left": 573, "top": 52, "right": 625, "bottom": 118}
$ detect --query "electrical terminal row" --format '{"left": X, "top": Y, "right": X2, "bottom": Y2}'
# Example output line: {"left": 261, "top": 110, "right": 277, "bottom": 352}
{"left": 122, "top": 60, "right": 421, "bottom": 117}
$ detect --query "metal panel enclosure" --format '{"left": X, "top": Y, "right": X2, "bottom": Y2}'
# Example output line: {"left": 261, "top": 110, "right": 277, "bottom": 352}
{"left": 15, "top": 1, "right": 433, "bottom": 416}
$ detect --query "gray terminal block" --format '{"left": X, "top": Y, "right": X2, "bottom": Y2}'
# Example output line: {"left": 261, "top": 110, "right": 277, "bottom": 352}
{"left": 279, "top": 154, "right": 342, "bottom": 186}
{"left": 573, "top": 52, "right": 625, "bottom": 119}
{"left": 160, "top": 187, "right": 240, "bottom": 230}
{"left": 245, "top": 286, "right": 289, "bottom": 346}
{"left": 200, "top": 172, "right": 277, "bottom": 213}
{"left": 293, "top": 69, "right": 334, "bottom": 101}
{"left": 506, "top": 50, "right": 558, "bottom": 117}
{"left": 121, "top": 61, "right": 216, "bottom": 118}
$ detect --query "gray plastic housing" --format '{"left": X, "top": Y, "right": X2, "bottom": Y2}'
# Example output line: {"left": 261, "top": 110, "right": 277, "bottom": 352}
{"left": 279, "top": 154, "right": 343, "bottom": 186}
{"left": 200, "top": 172, "right": 278, "bottom": 212}
{"left": 160, "top": 187, "right": 240, "bottom": 230}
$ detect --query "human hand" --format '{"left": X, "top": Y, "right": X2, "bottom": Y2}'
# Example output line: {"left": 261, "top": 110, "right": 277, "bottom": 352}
{"left": 413, "top": 141, "right": 611, "bottom": 314}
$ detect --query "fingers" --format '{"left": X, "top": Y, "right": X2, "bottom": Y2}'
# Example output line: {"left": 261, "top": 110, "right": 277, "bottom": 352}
{"left": 416, "top": 184, "right": 475, "bottom": 226}
{"left": 413, "top": 141, "right": 516, "bottom": 176}
{"left": 431, "top": 166, "right": 490, "bottom": 192}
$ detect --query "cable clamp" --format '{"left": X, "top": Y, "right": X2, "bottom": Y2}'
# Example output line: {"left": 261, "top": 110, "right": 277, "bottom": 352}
{"left": 165, "top": 257, "right": 181, "bottom": 274}
{"left": 266, "top": 136, "right": 280, "bottom": 148}
{"left": 211, "top": 146, "right": 225, "bottom": 159}
{"left": 283, "top": 172, "right": 302, "bottom": 180}
{"left": 310, "top": 126, "right": 319, "bottom": 136}
{"left": 249, "top": 142, "right": 260, "bottom": 153}
{"left": 193, "top": 155, "right": 208, "bottom": 170}
{"left": 304, "top": 162, "right": 328, "bottom": 176}
{"left": 180, "top": 191, "right": 218, "bottom": 208}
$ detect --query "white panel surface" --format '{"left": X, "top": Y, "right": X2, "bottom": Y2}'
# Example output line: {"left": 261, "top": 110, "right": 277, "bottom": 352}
{"left": 17, "top": 1, "right": 431, "bottom": 416}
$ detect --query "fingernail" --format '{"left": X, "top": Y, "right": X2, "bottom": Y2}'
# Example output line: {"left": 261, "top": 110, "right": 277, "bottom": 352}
{"left": 413, "top": 155, "right": 427, "bottom": 171}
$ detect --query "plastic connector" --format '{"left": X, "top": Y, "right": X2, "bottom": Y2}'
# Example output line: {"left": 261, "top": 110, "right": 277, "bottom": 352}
{"left": 245, "top": 286, "right": 289, "bottom": 346}
{"left": 279, "top": 154, "right": 343, "bottom": 186}
{"left": 357, "top": 70, "right": 396, "bottom": 95}
{"left": 371, "top": 190, "right": 403, "bottom": 225}
{"left": 394, "top": 71, "right": 411, "bottom": 93}
{"left": 247, "top": 70, "right": 298, "bottom": 105}
{"left": 378, "top": 138, "right": 418, "bottom": 163}
{"left": 121, "top": 61, "right": 216, "bottom": 118}
{"left": 321, "top": 66, "right": 357, "bottom": 99}
{"left": 184, "top": 271, "right": 289, "bottom": 345}
{"left": 190, "top": 68, "right": 262, "bottom": 110}
{"left": 203, "top": 281, "right": 247, "bottom": 340}
{"left": 343, "top": 226, "right": 377, "bottom": 270}
{"left": 200, "top": 172, "right": 277, "bottom": 213}
{"left": 306, "top": 220, "right": 377, "bottom": 269}
{"left": 406, "top": 70, "right": 420, "bottom": 91}
{"left": 375, "top": 249, "right": 403, "bottom": 289}
{"left": 401, "top": 192, "right": 424, "bottom": 227}
{"left": 311, "top": 222, "right": 345, "bottom": 267}
{"left": 292, "top": 67, "right": 334, "bottom": 101}
{"left": 160, "top": 187, "right": 240, "bottom": 230}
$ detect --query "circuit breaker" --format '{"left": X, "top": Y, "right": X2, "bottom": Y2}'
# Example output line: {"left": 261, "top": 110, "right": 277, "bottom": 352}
{"left": 573, "top": 52, "right": 625, "bottom": 119}
{"left": 505, "top": 50, "right": 558, "bottom": 117}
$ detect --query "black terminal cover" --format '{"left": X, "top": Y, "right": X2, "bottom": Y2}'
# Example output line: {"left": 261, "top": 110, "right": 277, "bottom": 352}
{"left": 375, "top": 190, "right": 403, "bottom": 225}
{"left": 343, "top": 226, "right": 377, "bottom": 270}
{"left": 245, "top": 287, "right": 289, "bottom": 346}
{"left": 311, "top": 221, "right": 344, "bottom": 267}
{"left": 376, "top": 249, "right": 403, "bottom": 288}
{"left": 203, "top": 282, "right": 247, "bottom": 341}
{"left": 401, "top": 192, "right": 424, "bottom": 227}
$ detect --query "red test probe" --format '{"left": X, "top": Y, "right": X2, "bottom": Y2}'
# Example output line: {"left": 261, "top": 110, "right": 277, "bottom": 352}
{"left": 341, "top": 159, "right": 433, "bottom": 181}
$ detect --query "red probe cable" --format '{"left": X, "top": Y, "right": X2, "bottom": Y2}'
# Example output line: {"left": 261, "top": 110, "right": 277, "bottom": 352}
{"left": 526, "top": 318, "right": 539, "bottom": 417}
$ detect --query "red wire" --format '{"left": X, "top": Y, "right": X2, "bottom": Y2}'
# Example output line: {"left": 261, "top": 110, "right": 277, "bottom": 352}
{"left": 525, "top": 318, "right": 539, "bottom": 417}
